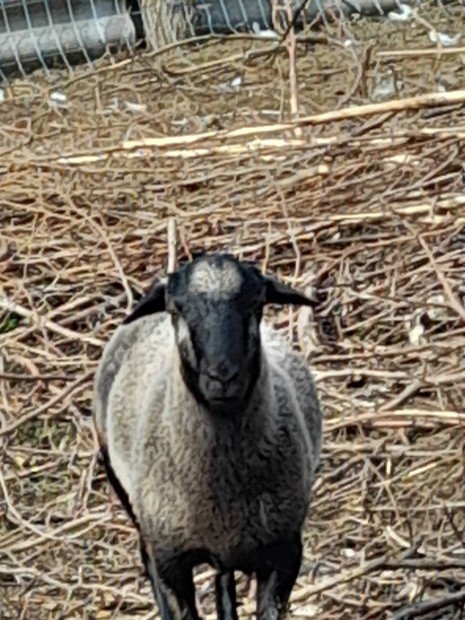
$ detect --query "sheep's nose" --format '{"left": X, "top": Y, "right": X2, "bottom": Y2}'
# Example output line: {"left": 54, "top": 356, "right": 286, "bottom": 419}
{"left": 206, "top": 361, "right": 240, "bottom": 385}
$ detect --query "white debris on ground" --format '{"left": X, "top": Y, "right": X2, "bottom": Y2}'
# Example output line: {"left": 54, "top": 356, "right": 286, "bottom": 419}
{"left": 388, "top": 3, "right": 413, "bottom": 22}
{"left": 123, "top": 101, "right": 148, "bottom": 113}
{"left": 251, "top": 21, "right": 280, "bottom": 40}
{"left": 48, "top": 91, "right": 67, "bottom": 109}
{"left": 428, "top": 30, "right": 461, "bottom": 46}
{"left": 372, "top": 73, "right": 404, "bottom": 101}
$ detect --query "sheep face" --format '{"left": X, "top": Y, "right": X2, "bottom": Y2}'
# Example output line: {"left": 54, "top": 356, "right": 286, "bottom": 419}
{"left": 169, "top": 258, "right": 264, "bottom": 412}
{"left": 123, "top": 253, "right": 317, "bottom": 414}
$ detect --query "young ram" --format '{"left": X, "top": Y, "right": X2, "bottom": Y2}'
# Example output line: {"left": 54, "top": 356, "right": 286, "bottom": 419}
{"left": 93, "top": 253, "right": 322, "bottom": 620}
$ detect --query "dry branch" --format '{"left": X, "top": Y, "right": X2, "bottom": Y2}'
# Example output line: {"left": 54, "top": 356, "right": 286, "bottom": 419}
{"left": 0, "top": 372, "right": 71, "bottom": 382}
{"left": 415, "top": 231, "right": 465, "bottom": 324}
{"left": 167, "top": 217, "right": 178, "bottom": 274}
{"left": 0, "top": 295, "right": 103, "bottom": 347}
{"left": 0, "top": 371, "right": 93, "bottom": 436}
{"left": 42, "top": 89, "right": 465, "bottom": 168}
{"left": 391, "top": 589, "right": 465, "bottom": 620}
{"left": 377, "top": 46, "right": 465, "bottom": 59}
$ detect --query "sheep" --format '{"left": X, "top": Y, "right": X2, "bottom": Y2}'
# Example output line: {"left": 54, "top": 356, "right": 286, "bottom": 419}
{"left": 93, "top": 253, "right": 322, "bottom": 620}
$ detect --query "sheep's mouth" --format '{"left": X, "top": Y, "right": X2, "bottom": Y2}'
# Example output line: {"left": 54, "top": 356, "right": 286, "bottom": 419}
{"left": 209, "top": 395, "right": 238, "bottom": 404}
{"left": 200, "top": 376, "right": 246, "bottom": 403}
{"left": 206, "top": 394, "right": 244, "bottom": 413}
{"left": 209, "top": 393, "right": 240, "bottom": 403}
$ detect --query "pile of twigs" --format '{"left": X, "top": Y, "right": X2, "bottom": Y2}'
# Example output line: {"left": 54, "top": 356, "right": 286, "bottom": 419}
{"left": 1, "top": 3, "right": 465, "bottom": 619}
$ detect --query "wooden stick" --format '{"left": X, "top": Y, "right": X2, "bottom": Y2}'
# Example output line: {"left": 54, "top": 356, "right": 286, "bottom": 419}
{"left": 56, "top": 139, "right": 310, "bottom": 165}
{"left": 56, "top": 140, "right": 465, "bottom": 165}
{"left": 326, "top": 408, "right": 465, "bottom": 432}
{"left": 167, "top": 217, "right": 177, "bottom": 274}
{"left": 271, "top": 0, "right": 302, "bottom": 139}
{"left": 377, "top": 46, "right": 465, "bottom": 59}
{"left": 54, "top": 130, "right": 465, "bottom": 166}
{"left": 221, "top": 89, "right": 465, "bottom": 132}
{"left": 289, "top": 554, "right": 389, "bottom": 602}
{"left": 390, "top": 589, "right": 465, "bottom": 620}
{"left": 285, "top": 0, "right": 302, "bottom": 139}
{"left": 127, "top": 89, "right": 465, "bottom": 148}
{"left": 49, "top": 89, "right": 465, "bottom": 167}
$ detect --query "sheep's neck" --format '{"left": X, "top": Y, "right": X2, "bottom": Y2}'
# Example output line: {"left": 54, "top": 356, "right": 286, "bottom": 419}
{"left": 163, "top": 349, "right": 280, "bottom": 513}
{"left": 172, "top": 344, "right": 274, "bottom": 436}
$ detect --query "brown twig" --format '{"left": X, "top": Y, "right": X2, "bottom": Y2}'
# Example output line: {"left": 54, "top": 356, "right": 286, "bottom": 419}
{"left": 0, "top": 371, "right": 93, "bottom": 435}
{"left": 277, "top": 0, "right": 303, "bottom": 138}
{"left": 390, "top": 589, "right": 465, "bottom": 620}
{"left": 415, "top": 229, "right": 465, "bottom": 323}
{"left": 0, "top": 297, "right": 103, "bottom": 347}
{"left": 0, "top": 373, "right": 71, "bottom": 382}
{"left": 291, "top": 554, "right": 390, "bottom": 601}
{"left": 377, "top": 46, "right": 465, "bottom": 59}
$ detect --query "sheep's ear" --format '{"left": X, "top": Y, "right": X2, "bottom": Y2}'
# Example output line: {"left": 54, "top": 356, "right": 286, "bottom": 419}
{"left": 123, "top": 282, "right": 166, "bottom": 325}
{"left": 264, "top": 276, "right": 317, "bottom": 307}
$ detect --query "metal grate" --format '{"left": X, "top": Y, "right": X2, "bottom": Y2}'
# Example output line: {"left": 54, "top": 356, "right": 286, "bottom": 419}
{"left": 0, "top": 0, "right": 141, "bottom": 79}
{"left": 0, "top": 0, "right": 408, "bottom": 80}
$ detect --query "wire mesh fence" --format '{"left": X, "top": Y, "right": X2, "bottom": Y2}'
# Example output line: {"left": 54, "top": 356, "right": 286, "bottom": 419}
{"left": 0, "top": 0, "right": 436, "bottom": 80}
{"left": 0, "top": 0, "right": 135, "bottom": 79}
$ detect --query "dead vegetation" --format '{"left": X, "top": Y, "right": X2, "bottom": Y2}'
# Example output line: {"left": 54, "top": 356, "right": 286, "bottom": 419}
{"left": 1, "top": 3, "right": 465, "bottom": 619}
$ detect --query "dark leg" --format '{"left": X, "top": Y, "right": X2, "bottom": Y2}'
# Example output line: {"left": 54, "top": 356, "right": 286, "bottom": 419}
{"left": 216, "top": 571, "right": 239, "bottom": 620}
{"left": 142, "top": 542, "right": 200, "bottom": 620}
{"left": 256, "top": 537, "right": 303, "bottom": 620}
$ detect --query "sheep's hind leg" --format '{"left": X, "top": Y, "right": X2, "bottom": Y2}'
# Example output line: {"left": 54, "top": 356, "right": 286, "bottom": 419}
{"left": 144, "top": 545, "right": 200, "bottom": 620}
{"left": 215, "top": 571, "right": 239, "bottom": 620}
{"left": 255, "top": 537, "right": 302, "bottom": 620}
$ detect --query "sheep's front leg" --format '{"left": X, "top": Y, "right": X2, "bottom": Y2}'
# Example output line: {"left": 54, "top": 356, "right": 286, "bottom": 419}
{"left": 215, "top": 571, "right": 239, "bottom": 620}
{"left": 143, "top": 544, "right": 200, "bottom": 620}
{"left": 255, "top": 537, "right": 302, "bottom": 620}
